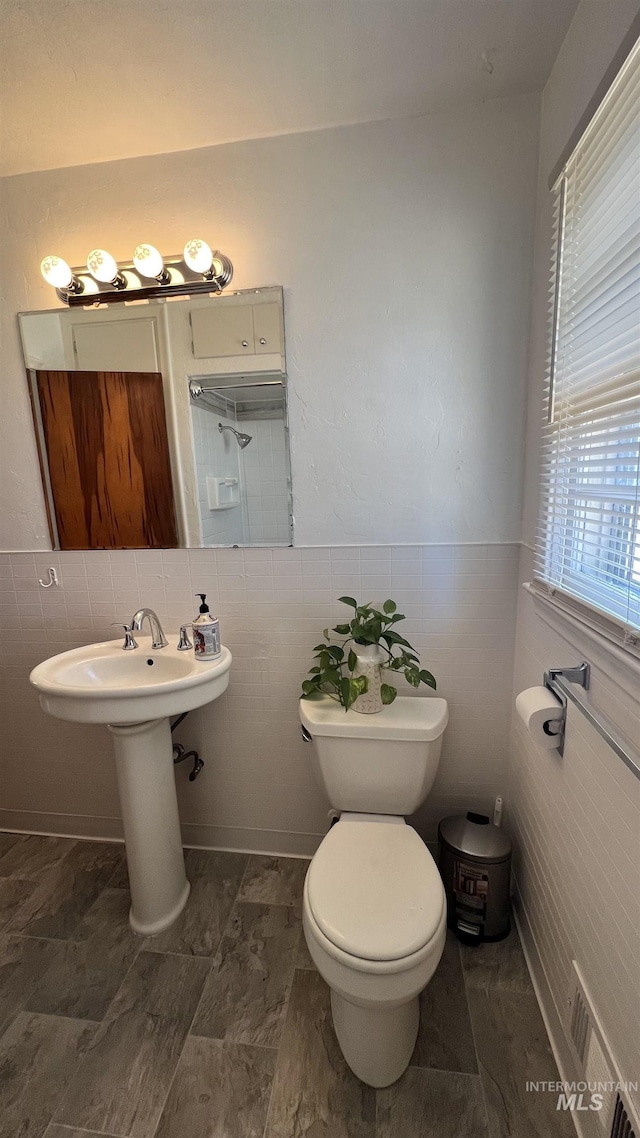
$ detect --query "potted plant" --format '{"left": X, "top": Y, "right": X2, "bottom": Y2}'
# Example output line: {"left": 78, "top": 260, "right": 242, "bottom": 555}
{"left": 301, "top": 597, "right": 436, "bottom": 713}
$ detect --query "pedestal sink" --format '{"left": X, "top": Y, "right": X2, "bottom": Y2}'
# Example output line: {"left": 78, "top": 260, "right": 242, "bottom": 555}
{"left": 30, "top": 636, "right": 232, "bottom": 935}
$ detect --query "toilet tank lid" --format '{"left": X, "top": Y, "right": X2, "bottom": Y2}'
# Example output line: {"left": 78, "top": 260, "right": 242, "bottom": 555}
{"left": 299, "top": 695, "right": 448, "bottom": 740}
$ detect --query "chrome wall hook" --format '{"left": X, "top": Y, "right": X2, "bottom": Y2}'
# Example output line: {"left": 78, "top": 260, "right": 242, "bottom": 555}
{"left": 38, "top": 567, "right": 59, "bottom": 588}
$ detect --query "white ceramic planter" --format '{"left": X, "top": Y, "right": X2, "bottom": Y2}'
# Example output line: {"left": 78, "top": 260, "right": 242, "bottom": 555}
{"left": 351, "top": 644, "right": 386, "bottom": 714}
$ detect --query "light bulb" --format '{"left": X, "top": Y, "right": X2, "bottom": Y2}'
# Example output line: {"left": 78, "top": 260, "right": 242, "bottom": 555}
{"left": 86, "top": 249, "right": 120, "bottom": 284}
{"left": 133, "top": 243, "right": 165, "bottom": 279}
{"left": 184, "top": 238, "right": 214, "bottom": 275}
{"left": 40, "top": 255, "right": 73, "bottom": 289}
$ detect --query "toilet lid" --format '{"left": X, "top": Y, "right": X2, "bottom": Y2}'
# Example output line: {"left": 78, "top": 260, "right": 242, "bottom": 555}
{"left": 307, "top": 821, "right": 445, "bottom": 961}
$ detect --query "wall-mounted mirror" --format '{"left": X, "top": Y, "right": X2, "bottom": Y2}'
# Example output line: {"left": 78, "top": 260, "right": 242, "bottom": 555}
{"left": 18, "top": 286, "right": 292, "bottom": 549}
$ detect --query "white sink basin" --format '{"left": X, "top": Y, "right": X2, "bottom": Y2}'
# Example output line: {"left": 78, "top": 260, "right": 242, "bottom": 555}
{"left": 31, "top": 630, "right": 232, "bottom": 937}
{"left": 30, "top": 636, "right": 232, "bottom": 724}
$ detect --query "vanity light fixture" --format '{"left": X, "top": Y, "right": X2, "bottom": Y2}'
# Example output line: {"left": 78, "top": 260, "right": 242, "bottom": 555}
{"left": 39, "top": 240, "right": 234, "bottom": 306}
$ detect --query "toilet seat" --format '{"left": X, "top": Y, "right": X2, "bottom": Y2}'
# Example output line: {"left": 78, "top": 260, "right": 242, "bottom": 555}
{"left": 306, "top": 818, "right": 445, "bottom": 963}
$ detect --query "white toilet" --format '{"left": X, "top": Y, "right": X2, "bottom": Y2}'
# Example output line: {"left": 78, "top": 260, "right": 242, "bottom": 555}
{"left": 299, "top": 694, "right": 449, "bottom": 1088}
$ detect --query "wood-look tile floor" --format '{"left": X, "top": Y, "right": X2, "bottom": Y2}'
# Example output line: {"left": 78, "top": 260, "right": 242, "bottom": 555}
{"left": 0, "top": 834, "right": 575, "bottom": 1138}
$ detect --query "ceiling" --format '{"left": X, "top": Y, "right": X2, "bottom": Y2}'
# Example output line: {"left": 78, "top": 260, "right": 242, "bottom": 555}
{"left": 1, "top": 0, "right": 579, "bottom": 177}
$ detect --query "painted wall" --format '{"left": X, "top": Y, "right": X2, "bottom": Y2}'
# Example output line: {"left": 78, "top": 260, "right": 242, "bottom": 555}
{"left": 509, "top": 0, "right": 640, "bottom": 1118}
{"left": 0, "top": 94, "right": 539, "bottom": 550}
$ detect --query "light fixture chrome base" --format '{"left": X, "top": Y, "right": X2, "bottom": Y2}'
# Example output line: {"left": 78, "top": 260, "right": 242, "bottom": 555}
{"left": 55, "top": 252, "right": 234, "bottom": 307}
{"left": 203, "top": 253, "right": 233, "bottom": 290}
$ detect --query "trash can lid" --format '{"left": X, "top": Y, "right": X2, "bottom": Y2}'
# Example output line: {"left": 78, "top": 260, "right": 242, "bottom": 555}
{"left": 438, "top": 812, "right": 511, "bottom": 864}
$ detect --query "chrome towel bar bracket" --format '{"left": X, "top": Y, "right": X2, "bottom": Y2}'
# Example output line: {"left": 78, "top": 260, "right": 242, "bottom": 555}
{"left": 544, "top": 661, "right": 640, "bottom": 780}
{"left": 547, "top": 662, "right": 590, "bottom": 690}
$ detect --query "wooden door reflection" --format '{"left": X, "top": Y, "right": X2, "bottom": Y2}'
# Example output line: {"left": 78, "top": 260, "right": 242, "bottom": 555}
{"left": 31, "top": 369, "right": 178, "bottom": 549}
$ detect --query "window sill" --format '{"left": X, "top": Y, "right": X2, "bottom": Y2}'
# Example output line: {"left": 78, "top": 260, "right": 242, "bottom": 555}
{"left": 523, "top": 581, "right": 640, "bottom": 695}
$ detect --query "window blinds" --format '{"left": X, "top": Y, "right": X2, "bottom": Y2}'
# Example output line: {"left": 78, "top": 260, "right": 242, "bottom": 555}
{"left": 536, "top": 37, "right": 640, "bottom": 636}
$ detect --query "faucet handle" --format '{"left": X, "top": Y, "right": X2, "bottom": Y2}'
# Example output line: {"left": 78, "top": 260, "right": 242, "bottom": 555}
{"left": 177, "top": 625, "right": 193, "bottom": 651}
{"left": 111, "top": 623, "right": 139, "bottom": 651}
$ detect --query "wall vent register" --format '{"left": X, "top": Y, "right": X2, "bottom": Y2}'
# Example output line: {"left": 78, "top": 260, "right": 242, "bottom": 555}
{"left": 566, "top": 961, "right": 640, "bottom": 1137}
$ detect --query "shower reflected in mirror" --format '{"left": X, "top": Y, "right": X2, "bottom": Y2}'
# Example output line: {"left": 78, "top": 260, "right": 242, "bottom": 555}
{"left": 189, "top": 377, "right": 292, "bottom": 547}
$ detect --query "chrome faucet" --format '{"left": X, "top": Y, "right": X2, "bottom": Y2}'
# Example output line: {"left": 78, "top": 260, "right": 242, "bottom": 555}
{"left": 130, "top": 608, "right": 168, "bottom": 649}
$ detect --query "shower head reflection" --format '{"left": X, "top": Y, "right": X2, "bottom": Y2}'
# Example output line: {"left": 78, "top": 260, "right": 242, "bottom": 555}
{"left": 218, "top": 423, "right": 253, "bottom": 449}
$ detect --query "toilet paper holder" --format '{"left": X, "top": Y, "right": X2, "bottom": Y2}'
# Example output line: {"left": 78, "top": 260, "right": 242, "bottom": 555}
{"left": 540, "top": 661, "right": 639, "bottom": 780}
{"left": 543, "top": 662, "right": 590, "bottom": 756}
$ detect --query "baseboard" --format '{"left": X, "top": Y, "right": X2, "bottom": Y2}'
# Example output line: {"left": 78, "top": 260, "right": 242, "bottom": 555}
{"left": 180, "top": 822, "right": 321, "bottom": 857}
{"left": 512, "top": 879, "right": 599, "bottom": 1138}
{"left": 0, "top": 810, "right": 125, "bottom": 843}
{"left": 0, "top": 809, "right": 322, "bottom": 858}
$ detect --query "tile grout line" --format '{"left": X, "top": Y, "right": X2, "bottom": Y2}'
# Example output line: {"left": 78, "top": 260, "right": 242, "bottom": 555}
{"left": 1, "top": 867, "right": 143, "bottom": 1065}
{"left": 147, "top": 953, "right": 218, "bottom": 1138}
{"left": 406, "top": 1063, "right": 488, "bottom": 1079}
{"left": 44, "top": 915, "right": 146, "bottom": 1136}
{"left": 235, "top": 852, "right": 253, "bottom": 901}
{"left": 148, "top": 854, "right": 251, "bottom": 1137}
{"left": 186, "top": 1033, "right": 279, "bottom": 1052}
{"left": 2, "top": 1013, "right": 105, "bottom": 1138}
{"left": 46, "top": 1124, "right": 127, "bottom": 1138}
{"left": 237, "top": 897, "right": 303, "bottom": 909}
{"left": 457, "top": 936, "right": 493, "bottom": 1137}
{"left": 260, "top": 1049, "right": 279, "bottom": 1138}
{"left": 31, "top": 857, "right": 165, "bottom": 1135}
{"left": 259, "top": 969, "right": 302, "bottom": 1138}
{"left": 4, "top": 840, "right": 121, "bottom": 942}
{"left": 260, "top": 888, "right": 310, "bottom": 1138}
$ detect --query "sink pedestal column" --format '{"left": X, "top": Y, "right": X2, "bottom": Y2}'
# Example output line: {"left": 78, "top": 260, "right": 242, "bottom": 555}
{"left": 109, "top": 717, "right": 190, "bottom": 935}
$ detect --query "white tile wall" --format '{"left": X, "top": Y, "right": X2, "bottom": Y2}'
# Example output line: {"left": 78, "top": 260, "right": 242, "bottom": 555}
{"left": 509, "top": 545, "right": 640, "bottom": 1112}
{"left": 0, "top": 543, "right": 519, "bottom": 855}
{"left": 191, "top": 408, "right": 290, "bottom": 546}
{"left": 241, "top": 417, "right": 290, "bottom": 545}
{"left": 191, "top": 406, "right": 245, "bottom": 545}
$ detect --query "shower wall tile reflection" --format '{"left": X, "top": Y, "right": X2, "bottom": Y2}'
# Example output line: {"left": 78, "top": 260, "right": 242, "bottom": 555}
{"left": 191, "top": 406, "right": 290, "bottom": 547}
{"left": 242, "top": 419, "right": 290, "bottom": 545}
{"left": 191, "top": 406, "right": 245, "bottom": 546}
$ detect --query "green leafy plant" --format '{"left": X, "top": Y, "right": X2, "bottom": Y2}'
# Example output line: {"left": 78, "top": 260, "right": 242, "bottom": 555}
{"left": 301, "top": 597, "right": 436, "bottom": 711}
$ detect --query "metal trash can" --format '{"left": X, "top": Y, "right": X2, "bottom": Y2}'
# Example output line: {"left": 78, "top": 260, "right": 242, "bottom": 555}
{"left": 438, "top": 812, "right": 512, "bottom": 944}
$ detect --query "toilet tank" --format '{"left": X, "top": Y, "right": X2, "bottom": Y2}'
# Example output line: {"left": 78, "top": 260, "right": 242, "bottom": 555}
{"left": 299, "top": 695, "right": 449, "bottom": 815}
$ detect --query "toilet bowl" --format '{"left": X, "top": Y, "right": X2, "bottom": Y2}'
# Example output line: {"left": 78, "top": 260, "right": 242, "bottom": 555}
{"left": 299, "top": 694, "right": 449, "bottom": 1087}
{"left": 303, "top": 814, "right": 446, "bottom": 1086}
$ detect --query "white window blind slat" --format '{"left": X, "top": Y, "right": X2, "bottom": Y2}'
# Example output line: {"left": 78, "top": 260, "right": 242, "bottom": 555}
{"left": 577, "top": 148, "right": 639, "bottom": 225}
{"left": 574, "top": 85, "right": 639, "bottom": 187}
{"left": 569, "top": 213, "right": 638, "bottom": 291}
{"left": 535, "top": 36, "right": 640, "bottom": 636}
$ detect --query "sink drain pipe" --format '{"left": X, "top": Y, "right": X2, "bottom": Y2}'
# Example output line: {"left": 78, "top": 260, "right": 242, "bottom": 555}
{"left": 170, "top": 713, "right": 204, "bottom": 782}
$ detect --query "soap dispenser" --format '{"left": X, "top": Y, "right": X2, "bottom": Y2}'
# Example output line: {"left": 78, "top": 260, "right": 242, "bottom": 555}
{"left": 192, "top": 594, "right": 221, "bottom": 661}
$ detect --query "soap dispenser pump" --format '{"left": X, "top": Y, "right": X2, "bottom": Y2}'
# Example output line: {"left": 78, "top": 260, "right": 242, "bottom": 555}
{"left": 192, "top": 594, "right": 221, "bottom": 661}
